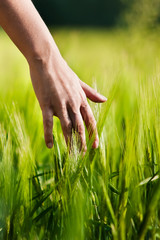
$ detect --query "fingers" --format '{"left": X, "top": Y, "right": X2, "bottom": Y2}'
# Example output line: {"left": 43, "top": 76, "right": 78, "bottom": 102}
{"left": 42, "top": 109, "right": 53, "bottom": 148}
{"left": 59, "top": 106, "right": 72, "bottom": 147}
{"left": 68, "top": 108, "right": 87, "bottom": 152}
{"left": 80, "top": 80, "right": 107, "bottom": 103}
{"left": 80, "top": 102, "right": 99, "bottom": 149}
{"left": 42, "top": 100, "right": 99, "bottom": 151}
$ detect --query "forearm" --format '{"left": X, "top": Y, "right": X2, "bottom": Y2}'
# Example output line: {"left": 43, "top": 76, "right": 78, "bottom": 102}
{"left": 0, "top": 0, "right": 106, "bottom": 150}
{"left": 0, "top": 0, "right": 61, "bottom": 64}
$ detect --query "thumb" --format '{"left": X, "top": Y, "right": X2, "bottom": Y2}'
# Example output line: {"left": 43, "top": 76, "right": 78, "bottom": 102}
{"left": 80, "top": 80, "right": 107, "bottom": 103}
{"left": 42, "top": 109, "right": 53, "bottom": 148}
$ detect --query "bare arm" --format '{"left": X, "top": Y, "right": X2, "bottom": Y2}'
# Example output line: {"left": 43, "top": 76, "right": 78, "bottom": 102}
{"left": 0, "top": 0, "right": 107, "bottom": 150}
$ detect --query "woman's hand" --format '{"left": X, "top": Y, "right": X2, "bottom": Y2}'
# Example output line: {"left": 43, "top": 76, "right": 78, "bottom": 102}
{"left": 29, "top": 53, "right": 107, "bottom": 151}
{"left": 0, "top": 0, "right": 107, "bottom": 151}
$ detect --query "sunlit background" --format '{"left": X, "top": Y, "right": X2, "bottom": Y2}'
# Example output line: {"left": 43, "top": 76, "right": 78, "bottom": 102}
{"left": 1, "top": 0, "right": 160, "bottom": 239}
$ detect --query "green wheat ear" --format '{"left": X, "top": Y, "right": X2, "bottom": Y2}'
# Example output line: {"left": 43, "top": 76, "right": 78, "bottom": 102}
{"left": 1, "top": 28, "right": 160, "bottom": 239}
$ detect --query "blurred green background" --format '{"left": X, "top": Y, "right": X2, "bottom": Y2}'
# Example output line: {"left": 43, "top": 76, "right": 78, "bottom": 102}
{"left": 1, "top": 0, "right": 160, "bottom": 239}
{"left": 1, "top": 25, "right": 160, "bottom": 239}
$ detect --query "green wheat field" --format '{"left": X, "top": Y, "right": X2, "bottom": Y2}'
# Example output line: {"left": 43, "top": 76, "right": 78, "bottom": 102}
{"left": 1, "top": 28, "right": 160, "bottom": 240}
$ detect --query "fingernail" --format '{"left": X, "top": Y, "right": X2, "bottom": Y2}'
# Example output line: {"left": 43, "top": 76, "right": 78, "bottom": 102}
{"left": 98, "top": 93, "right": 107, "bottom": 101}
{"left": 47, "top": 142, "right": 53, "bottom": 148}
{"left": 95, "top": 140, "right": 99, "bottom": 149}
{"left": 93, "top": 138, "right": 99, "bottom": 149}
{"left": 103, "top": 96, "right": 107, "bottom": 101}
{"left": 101, "top": 96, "right": 107, "bottom": 101}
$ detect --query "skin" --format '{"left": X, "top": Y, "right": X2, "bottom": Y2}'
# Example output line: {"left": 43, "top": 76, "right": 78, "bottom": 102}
{"left": 0, "top": 0, "right": 107, "bottom": 151}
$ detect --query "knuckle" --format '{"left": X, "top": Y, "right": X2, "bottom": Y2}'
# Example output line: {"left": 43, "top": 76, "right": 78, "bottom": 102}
{"left": 44, "top": 118, "right": 52, "bottom": 129}
{"left": 77, "top": 123, "right": 84, "bottom": 135}
{"left": 93, "top": 117, "right": 97, "bottom": 125}
{"left": 90, "top": 119, "right": 97, "bottom": 128}
{"left": 66, "top": 121, "right": 72, "bottom": 131}
{"left": 80, "top": 91, "right": 87, "bottom": 101}
{"left": 61, "top": 102, "right": 67, "bottom": 113}
{"left": 81, "top": 100, "right": 88, "bottom": 110}
{"left": 88, "top": 110, "right": 96, "bottom": 123}
{"left": 70, "top": 103, "right": 80, "bottom": 114}
{"left": 62, "top": 119, "right": 72, "bottom": 132}
{"left": 87, "top": 117, "right": 96, "bottom": 129}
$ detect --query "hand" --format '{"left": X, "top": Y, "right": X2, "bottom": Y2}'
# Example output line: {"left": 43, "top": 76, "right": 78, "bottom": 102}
{"left": 29, "top": 53, "right": 107, "bottom": 151}
{"left": 0, "top": 0, "right": 106, "bottom": 152}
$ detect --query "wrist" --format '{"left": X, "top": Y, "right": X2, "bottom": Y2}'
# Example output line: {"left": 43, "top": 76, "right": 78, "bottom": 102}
{"left": 27, "top": 38, "right": 62, "bottom": 69}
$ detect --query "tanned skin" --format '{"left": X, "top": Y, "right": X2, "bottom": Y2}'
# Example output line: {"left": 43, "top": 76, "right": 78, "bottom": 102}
{"left": 0, "top": 0, "right": 107, "bottom": 151}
